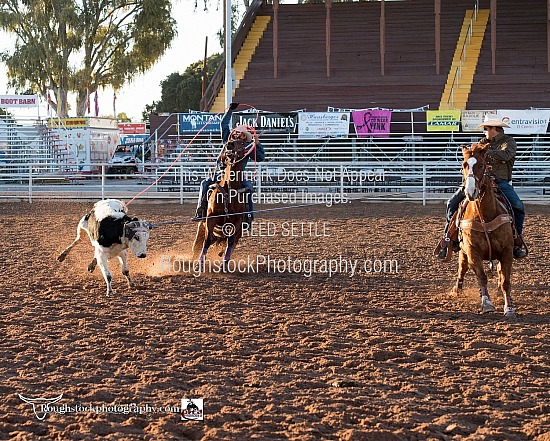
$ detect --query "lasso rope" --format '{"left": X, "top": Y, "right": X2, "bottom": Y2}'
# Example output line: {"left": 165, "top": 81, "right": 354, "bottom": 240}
{"left": 146, "top": 194, "right": 409, "bottom": 228}
{"left": 125, "top": 103, "right": 260, "bottom": 207}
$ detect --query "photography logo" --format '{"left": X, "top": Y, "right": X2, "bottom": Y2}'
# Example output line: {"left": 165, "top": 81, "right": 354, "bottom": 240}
{"left": 18, "top": 393, "right": 63, "bottom": 420}
{"left": 181, "top": 398, "right": 203, "bottom": 421}
{"left": 221, "top": 223, "right": 236, "bottom": 237}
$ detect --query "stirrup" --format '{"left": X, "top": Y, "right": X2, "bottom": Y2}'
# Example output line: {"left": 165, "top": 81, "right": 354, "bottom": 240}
{"left": 433, "top": 238, "right": 453, "bottom": 261}
{"left": 242, "top": 213, "right": 252, "bottom": 231}
{"left": 513, "top": 246, "right": 527, "bottom": 259}
{"left": 192, "top": 209, "right": 206, "bottom": 222}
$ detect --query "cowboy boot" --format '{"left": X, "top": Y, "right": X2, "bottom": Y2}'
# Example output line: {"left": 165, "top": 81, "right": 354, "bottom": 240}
{"left": 192, "top": 198, "right": 207, "bottom": 221}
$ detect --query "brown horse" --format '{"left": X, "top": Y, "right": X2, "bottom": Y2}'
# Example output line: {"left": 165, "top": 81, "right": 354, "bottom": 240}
{"left": 192, "top": 140, "right": 248, "bottom": 264}
{"left": 452, "top": 143, "right": 516, "bottom": 319}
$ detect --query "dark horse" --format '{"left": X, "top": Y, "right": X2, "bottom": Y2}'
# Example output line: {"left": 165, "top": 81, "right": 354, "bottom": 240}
{"left": 192, "top": 140, "right": 248, "bottom": 263}
{"left": 451, "top": 143, "right": 516, "bottom": 319}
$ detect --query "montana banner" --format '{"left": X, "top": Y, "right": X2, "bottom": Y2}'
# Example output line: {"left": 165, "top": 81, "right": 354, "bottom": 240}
{"left": 426, "top": 110, "right": 461, "bottom": 132}
{"left": 0, "top": 94, "right": 38, "bottom": 108}
{"left": 352, "top": 110, "right": 392, "bottom": 138}
{"left": 494, "top": 110, "right": 550, "bottom": 135}
{"left": 178, "top": 113, "right": 222, "bottom": 133}
{"left": 298, "top": 112, "right": 350, "bottom": 139}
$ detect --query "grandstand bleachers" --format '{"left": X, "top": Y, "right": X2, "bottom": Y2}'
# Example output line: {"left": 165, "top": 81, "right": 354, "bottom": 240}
{"left": 469, "top": 0, "right": 550, "bottom": 109}
{"left": 218, "top": 0, "right": 550, "bottom": 112}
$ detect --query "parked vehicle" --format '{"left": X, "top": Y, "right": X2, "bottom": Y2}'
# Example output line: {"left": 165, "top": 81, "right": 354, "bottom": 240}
{"left": 106, "top": 143, "right": 150, "bottom": 176}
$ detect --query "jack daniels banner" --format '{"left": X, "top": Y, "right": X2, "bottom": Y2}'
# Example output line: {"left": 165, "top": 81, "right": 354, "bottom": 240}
{"left": 178, "top": 112, "right": 298, "bottom": 135}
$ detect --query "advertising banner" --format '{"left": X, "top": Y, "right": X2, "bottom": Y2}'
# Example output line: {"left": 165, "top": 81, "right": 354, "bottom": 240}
{"left": 494, "top": 110, "right": 550, "bottom": 135}
{"left": 0, "top": 95, "right": 39, "bottom": 108}
{"left": 461, "top": 110, "right": 497, "bottom": 132}
{"left": 351, "top": 110, "right": 392, "bottom": 138}
{"left": 119, "top": 122, "right": 147, "bottom": 134}
{"left": 48, "top": 118, "right": 88, "bottom": 129}
{"left": 178, "top": 113, "right": 222, "bottom": 133}
{"left": 233, "top": 112, "right": 298, "bottom": 134}
{"left": 426, "top": 110, "right": 461, "bottom": 132}
{"left": 120, "top": 134, "right": 149, "bottom": 145}
{"left": 297, "top": 112, "right": 350, "bottom": 139}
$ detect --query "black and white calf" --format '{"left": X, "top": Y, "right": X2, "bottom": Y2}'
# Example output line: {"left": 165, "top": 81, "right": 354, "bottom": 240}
{"left": 57, "top": 199, "right": 152, "bottom": 295}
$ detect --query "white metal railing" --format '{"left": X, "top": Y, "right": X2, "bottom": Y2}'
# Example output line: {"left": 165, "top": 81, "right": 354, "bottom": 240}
{"left": 1, "top": 158, "right": 548, "bottom": 205}
{"left": 2, "top": 112, "right": 549, "bottom": 204}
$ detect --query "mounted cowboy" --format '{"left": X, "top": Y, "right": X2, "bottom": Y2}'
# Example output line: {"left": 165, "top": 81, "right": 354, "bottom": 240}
{"left": 192, "top": 102, "right": 265, "bottom": 227}
{"left": 450, "top": 143, "right": 518, "bottom": 318}
{"left": 435, "top": 116, "right": 528, "bottom": 260}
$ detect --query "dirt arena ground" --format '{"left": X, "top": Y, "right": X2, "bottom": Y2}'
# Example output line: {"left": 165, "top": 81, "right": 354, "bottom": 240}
{"left": 0, "top": 199, "right": 549, "bottom": 441}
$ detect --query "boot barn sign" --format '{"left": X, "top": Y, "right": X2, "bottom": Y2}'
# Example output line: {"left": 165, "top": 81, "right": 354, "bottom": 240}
{"left": 0, "top": 95, "right": 39, "bottom": 107}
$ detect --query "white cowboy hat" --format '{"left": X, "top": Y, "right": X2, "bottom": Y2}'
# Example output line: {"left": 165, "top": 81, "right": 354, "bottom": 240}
{"left": 475, "top": 118, "right": 510, "bottom": 130}
{"left": 229, "top": 128, "right": 253, "bottom": 143}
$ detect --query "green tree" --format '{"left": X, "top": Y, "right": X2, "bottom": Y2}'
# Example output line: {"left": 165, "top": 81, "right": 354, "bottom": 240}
{"left": 117, "top": 112, "right": 131, "bottom": 123}
{"left": 144, "top": 53, "right": 223, "bottom": 119}
{"left": 0, "top": 0, "right": 176, "bottom": 117}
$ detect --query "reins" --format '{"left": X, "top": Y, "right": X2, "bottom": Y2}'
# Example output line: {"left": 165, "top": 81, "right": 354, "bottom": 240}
{"left": 459, "top": 171, "right": 512, "bottom": 262}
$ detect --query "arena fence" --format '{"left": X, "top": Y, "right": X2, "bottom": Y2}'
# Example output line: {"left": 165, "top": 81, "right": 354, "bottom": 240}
{"left": 1, "top": 118, "right": 549, "bottom": 204}
{"left": 1, "top": 158, "right": 548, "bottom": 205}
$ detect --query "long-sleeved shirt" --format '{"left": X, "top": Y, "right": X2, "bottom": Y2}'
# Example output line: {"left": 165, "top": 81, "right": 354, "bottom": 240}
{"left": 480, "top": 133, "right": 517, "bottom": 181}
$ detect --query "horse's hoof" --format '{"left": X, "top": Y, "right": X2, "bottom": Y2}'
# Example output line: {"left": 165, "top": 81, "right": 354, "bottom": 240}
{"left": 451, "top": 283, "right": 462, "bottom": 295}
{"left": 503, "top": 307, "right": 517, "bottom": 320}
{"left": 481, "top": 296, "right": 495, "bottom": 314}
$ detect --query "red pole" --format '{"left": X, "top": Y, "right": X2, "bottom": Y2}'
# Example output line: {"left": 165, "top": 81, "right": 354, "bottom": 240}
{"left": 326, "top": 0, "right": 331, "bottom": 78}
{"left": 380, "top": 0, "right": 385, "bottom": 76}
{"left": 273, "top": 0, "right": 279, "bottom": 79}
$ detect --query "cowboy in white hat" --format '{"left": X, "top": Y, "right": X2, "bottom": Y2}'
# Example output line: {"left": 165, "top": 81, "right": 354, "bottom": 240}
{"left": 436, "top": 116, "right": 527, "bottom": 260}
{"left": 192, "top": 103, "right": 265, "bottom": 223}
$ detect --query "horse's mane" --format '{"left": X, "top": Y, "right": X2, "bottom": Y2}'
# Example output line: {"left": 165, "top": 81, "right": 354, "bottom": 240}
{"left": 466, "top": 141, "right": 489, "bottom": 156}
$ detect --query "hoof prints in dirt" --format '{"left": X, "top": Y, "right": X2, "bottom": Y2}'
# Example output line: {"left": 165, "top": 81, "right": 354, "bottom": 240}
{"left": 1, "top": 202, "right": 549, "bottom": 440}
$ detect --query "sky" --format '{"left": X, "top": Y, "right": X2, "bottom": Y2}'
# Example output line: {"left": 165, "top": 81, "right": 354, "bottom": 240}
{"left": 0, "top": 0, "right": 224, "bottom": 122}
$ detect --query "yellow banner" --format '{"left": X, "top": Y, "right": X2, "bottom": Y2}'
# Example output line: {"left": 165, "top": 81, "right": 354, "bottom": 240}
{"left": 426, "top": 110, "right": 461, "bottom": 132}
{"left": 48, "top": 118, "right": 88, "bottom": 128}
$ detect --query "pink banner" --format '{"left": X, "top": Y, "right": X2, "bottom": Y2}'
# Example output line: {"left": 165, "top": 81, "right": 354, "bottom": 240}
{"left": 352, "top": 110, "right": 392, "bottom": 138}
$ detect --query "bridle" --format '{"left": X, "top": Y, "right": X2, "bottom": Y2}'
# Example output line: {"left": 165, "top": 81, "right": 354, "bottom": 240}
{"left": 462, "top": 151, "right": 495, "bottom": 261}
{"left": 222, "top": 140, "right": 250, "bottom": 167}
{"left": 463, "top": 153, "right": 489, "bottom": 202}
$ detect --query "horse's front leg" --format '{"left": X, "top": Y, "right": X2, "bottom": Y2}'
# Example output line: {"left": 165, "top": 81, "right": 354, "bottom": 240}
{"left": 499, "top": 253, "right": 516, "bottom": 319}
{"left": 199, "top": 229, "right": 213, "bottom": 263}
{"left": 223, "top": 220, "right": 243, "bottom": 264}
{"left": 451, "top": 250, "right": 469, "bottom": 295}
{"left": 471, "top": 256, "right": 495, "bottom": 313}
{"left": 223, "top": 235, "right": 236, "bottom": 262}
{"left": 192, "top": 221, "right": 206, "bottom": 261}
